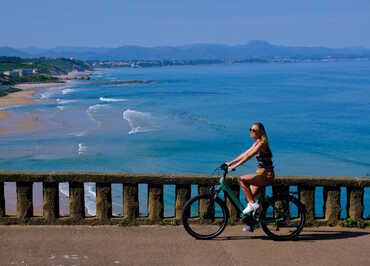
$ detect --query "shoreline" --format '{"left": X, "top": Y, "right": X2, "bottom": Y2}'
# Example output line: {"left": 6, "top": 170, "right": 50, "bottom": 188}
{"left": 0, "top": 81, "right": 68, "bottom": 111}
{"left": 0, "top": 81, "right": 71, "bottom": 135}
{"left": 0, "top": 69, "right": 93, "bottom": 113}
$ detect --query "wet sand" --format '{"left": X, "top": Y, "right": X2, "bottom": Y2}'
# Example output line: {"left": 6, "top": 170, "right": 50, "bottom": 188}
{"left": 0, "top": 82, "right": 68, "bottom": 135}
{"left": 0, "top": 82, "right": 65, "bottom": 110}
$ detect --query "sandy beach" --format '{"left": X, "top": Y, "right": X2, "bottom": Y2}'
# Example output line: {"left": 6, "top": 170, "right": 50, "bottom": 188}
{"left": 0, "top": 82, "right": 68, "bottom": 135}
{"left": 0, "top": 82, "right": 65, "bottom": 110}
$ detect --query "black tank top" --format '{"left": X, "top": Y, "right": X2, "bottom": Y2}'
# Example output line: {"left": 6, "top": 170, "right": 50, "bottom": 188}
{"left": 256, "top": 143, "right": 274, "bottom": 169}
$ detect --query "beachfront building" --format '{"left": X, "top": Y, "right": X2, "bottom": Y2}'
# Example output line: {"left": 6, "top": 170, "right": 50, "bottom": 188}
{"left": 22, "top": 68, "right": 34, "bottom": 76}
{"left": 3, "top": 68, "right": 38, "bottom": 77}
{"left": 3, "top": 69, "right": 23, "bottom": 77}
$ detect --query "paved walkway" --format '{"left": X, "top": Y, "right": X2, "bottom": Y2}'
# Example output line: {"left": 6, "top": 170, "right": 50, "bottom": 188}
{"left": 0, "top": 225, "right": 369, "bottom": 266}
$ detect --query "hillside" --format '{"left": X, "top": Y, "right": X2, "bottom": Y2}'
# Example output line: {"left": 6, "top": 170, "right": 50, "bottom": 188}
{"left": 0, "top": 57, "right": 91, "bottom": 75}
{"left": 1, "top": 41, "right": 369, "bottom": 61}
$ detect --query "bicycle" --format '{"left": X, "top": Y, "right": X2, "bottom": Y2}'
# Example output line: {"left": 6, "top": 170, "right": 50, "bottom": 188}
{"left": 182, "top": 163, "right": 306, "bottom": 241}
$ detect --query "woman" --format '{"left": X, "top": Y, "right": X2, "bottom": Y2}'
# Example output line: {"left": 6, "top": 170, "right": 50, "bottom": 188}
{"left": 226, "top": 122, "right": 275, "bottom": 217}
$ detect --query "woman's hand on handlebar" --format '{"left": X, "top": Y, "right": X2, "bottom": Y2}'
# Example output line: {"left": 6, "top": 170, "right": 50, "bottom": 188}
{"left": 228, "top": 165, "right": 236, "bottom": 172}
{"left": 220, "top": 162, "right": 235, "bottom": 173}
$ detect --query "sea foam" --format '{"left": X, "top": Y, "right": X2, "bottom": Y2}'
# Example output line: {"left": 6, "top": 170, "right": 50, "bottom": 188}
{"left": 78, "top": 143, "right": 88, "bottom": 155}
{"left": 56, "top": 99, "right": 78, "bottom": 105}
{"left": 122, "top": 109, "right": 159, "bottom": 134}
{"left": 86, "top": 104, "right": 110, "bottom": 127}
{"left": 84, "top": 183, "right": 96, "bottom": 216}
{"left": 58, "top": 182, "right": 97, "bottom": 216}
{"left": 62, "top": 88, "right": 77, "bottom": 95}
{"left": 40, "top": 90, "right": 57, "bottom": 99}
{"left": 99, "top": 97, "right": 128, "bottom": 102}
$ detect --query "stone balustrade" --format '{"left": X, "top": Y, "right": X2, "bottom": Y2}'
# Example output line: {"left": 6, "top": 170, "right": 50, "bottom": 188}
{"left": 0, "top": 172, "right": 369, "bottom": 225}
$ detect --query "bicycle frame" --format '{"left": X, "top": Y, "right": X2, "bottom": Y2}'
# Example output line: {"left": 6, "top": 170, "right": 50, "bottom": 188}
{"left": 213, "top": 171, "right": 255, "bottom": 220}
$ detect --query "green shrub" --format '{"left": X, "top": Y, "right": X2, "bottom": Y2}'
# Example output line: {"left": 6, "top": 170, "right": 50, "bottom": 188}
{"left": 119, "top": 218, "right": 137, "bottom": 227}
{"left": 342, "top": 218, "right": 369, "bottom": 228}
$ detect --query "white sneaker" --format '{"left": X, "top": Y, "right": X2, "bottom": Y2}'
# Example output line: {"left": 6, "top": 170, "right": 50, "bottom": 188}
{"left": 242, "top": 201, "right": 260, "bottom": 215}
{"left": 242, "top": 225, "right": 251, "bottom": 232}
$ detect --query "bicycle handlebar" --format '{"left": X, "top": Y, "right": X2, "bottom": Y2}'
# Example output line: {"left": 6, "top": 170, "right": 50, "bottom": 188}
{"left": 220, "top": 163, "right": 228, "bottom": 172}
{"left": 220, "top": 162, "right": 235, "bottom": 177}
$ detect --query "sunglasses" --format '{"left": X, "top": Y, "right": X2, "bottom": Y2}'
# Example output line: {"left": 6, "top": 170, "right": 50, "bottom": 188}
{"left": 249, "top": 128, "right": 258, "bottom": 133}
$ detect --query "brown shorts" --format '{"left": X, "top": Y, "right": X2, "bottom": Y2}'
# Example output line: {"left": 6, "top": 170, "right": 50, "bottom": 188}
{"left": 256, "top": 167, "right": 275, "bottom": 184}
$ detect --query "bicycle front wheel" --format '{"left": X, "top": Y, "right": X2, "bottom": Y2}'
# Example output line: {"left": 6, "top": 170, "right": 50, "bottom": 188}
{"left": 182, "top": 194, "right": 229, "bottom": 240}
{"left": 260, "top": 195, "right": 305, "bottom": 241}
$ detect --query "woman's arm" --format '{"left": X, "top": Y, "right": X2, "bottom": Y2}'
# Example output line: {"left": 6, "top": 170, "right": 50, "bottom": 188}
{"left": 227, "top": 142, "right": 256, "bottom": 166}
{"left": 228, "top": 140, "right": 264, "bottom": 171}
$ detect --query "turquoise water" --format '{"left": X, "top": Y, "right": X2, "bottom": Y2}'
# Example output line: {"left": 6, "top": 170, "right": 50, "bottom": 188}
{"left": 0, "top": 61, "right": 369, "bottom": 217}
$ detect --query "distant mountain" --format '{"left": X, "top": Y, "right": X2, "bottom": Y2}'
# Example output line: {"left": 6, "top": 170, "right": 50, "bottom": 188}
{"left": 0, "top": 47, "right": 30, "bottom": 57}
{"left": 3, "top": 41, "right": 370, "bottom": 60}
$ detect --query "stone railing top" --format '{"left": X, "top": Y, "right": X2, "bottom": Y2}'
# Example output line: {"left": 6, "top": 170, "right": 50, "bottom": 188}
{"left": 0, "top": 171, "right": 369, "bottom": 187}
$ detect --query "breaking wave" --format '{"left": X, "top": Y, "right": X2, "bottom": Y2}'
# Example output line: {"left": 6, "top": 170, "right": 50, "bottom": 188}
{"left": 122, "top": 109, "right": 159, "bottom": 135}
{"left": 78, "top": 143, "right": 88, "bottom": 155}
{"left": 62, "top": 88, "right": 77, "bottom": 95}
{"left": 99, "top": 97, "right": 128, "bottom": 102}
{"left": 56, "top": 99, "right": 78, "bottom": 105}
{"left": 86, "top": 104, "right": 110, "bottom": 127}
{"left": 58, "top": 182, "right": 97, "bottom": 216}
{"left": 40, "top": 90, "right": 57, "bottom": 99}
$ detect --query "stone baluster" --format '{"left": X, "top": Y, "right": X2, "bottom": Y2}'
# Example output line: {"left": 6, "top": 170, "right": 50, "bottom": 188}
{"left": 148, "top": 184, "right": 163, "bottom": 222}
{"left": 324, "top": 186, "right": 340, "bottom": 225}
{"left": 175, "top": 184, "right": 191, "bottom": 222}
{"left": 16, "top": 182, "right": 33, "bottom": 222}
{"left": 96, "top": 182, "right": 112, "bottom": 222}
{"left": 226, "top": 184, "right": 240, "bottom": 224}
{"left": 123, "top": 184, "right": 139, "bottom": 221}
{"left": 299, "top": 185, "right": 315, "bottom": 223}
{"left": 273, "top": 184, "right": 290, "bottom": 219}
{"left": 69, "top": 182, "right": 85, "bottom": 221}
{"left": 199, "top": 184, "right": 214, "bottom": 224}
{"left": 347, "top": 186, "right": 363, "bottom": 220}
{"left": 43, "top": 182, "right": 59, "bottom": 223}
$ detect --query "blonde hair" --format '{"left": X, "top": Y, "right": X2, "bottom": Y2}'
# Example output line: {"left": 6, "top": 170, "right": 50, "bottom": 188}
{"left": 253, "top": 122, "right": 272, "bottom": 155}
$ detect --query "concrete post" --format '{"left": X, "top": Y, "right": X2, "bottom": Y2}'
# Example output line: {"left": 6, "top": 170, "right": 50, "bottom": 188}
{"left": 96, "top": 183, "right": 112, "bottom": 222}
{"left": 347, "top": 186, "right": 363, "bottom": 220}
{"left": 43, "top": 182, "right": 59, "bottom": 223}
{"left": 0, "top": 182, "right": 5, "bottom": 217}
{"left": 123, "top": 184, "right": 139, "bottom": 221}
{"left": 69, "top": 182, "right": 85, "bottom": 221}
{"left": 324, "top": 186, "right": 340, "bottom": 225}
{"left": 148, "top": 184, "right": 163, "bottom": 222}
{"left": 175, "top": 184, "right": 191, "bottom": 222}
{"left": 199, "top": 185, "right": 214, "bottom": 224}
{"left": 299, "top": 185, "right": 315, "bottom": 223}
{"left": 273, "top": 184, "right": 290, "bottom": 220}
{"left": 16, "top": 182, "right": 33, "bottom": 221}
{"left": 226, "top": 185, "right": 240, "bottom": 224}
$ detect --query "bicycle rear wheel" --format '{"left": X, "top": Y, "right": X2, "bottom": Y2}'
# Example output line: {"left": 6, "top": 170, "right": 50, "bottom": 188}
{"left": 260, "top": 195, "right": 305, "bottom": 241}
{"left": 182, "top": 194, "right": 229, "bottom": 240}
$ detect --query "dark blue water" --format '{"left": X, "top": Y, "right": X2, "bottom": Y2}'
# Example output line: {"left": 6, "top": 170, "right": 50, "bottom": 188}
{"left": 0, "top": 61, "right": 369, "bottom": 217}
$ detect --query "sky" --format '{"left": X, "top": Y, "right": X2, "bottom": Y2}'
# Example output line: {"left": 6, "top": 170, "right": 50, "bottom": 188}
{"left": 1, "top": 0, "right": 369, "bottom": 48}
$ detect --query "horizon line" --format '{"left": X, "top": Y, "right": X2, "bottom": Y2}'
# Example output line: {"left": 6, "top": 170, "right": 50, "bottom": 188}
{"left": 3, "top": 40, "right": 370, "bottom": 50}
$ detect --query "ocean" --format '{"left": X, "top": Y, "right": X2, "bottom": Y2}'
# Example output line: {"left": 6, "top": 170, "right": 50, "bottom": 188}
{"left": 0, "top": 61, "right": 369, "bottom": 218}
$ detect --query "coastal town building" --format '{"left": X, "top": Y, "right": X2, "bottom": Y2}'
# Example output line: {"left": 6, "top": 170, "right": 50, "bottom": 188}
{"left": 2, "top": 68, "right": 38, "bottom": 77}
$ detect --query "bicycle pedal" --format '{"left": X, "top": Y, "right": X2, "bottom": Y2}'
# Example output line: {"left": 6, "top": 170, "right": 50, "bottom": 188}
{"left": 242, "top": 215, "right": 255, "bottom": 226}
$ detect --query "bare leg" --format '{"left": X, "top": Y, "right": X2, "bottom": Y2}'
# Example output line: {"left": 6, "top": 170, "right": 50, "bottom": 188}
{"left": 238, "top": 176, "right": 254, "bottom": 203}
{"left": 250, "top": 185, "right": 261, "bottom": 201}
{"left": 238, "top": 173, "right": 267, "bottom": 203}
